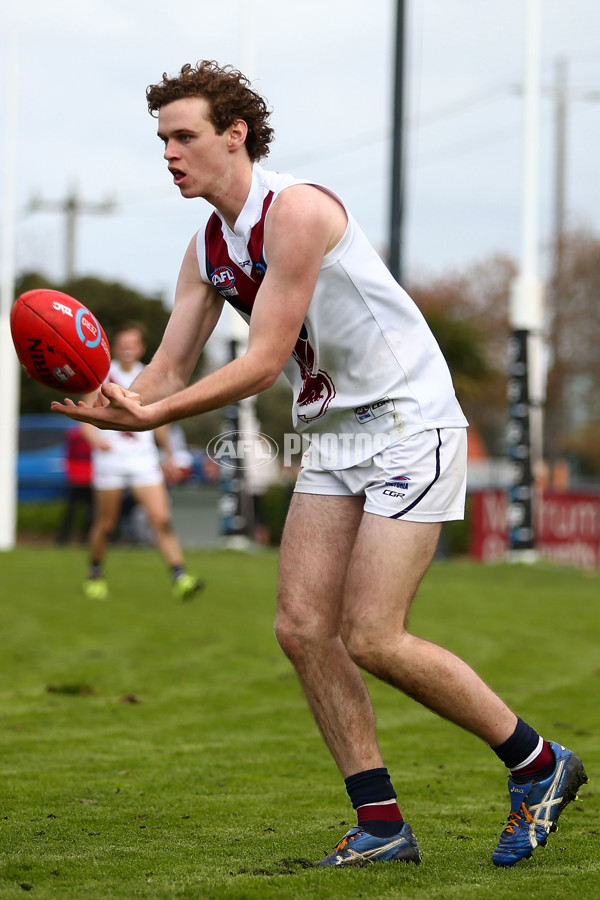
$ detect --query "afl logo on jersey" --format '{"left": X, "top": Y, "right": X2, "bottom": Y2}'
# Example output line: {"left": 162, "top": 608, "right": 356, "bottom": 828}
{"left": 211, "top": 266, "right": 236, "bottom": 289}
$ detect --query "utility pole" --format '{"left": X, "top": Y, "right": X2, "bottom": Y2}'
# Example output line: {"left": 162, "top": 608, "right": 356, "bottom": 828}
{"left": 552, "top": 58, "right": 568, "bottom": 286}
{"left": 544, "top": 58, "right": 568, "bottom": 484}
{"left": 29, "top": 186, "right": 115, "bottom": 281}
{"left": 217, "top": 1, "right": 258, "bottom": 546}
{"left": 389, "top": 0, "right": 406, "bottom": 284}
{"left": 507, "top": 0, "right": 544, "bottom": 561}
{"left": 544, "top": 58, "right": 600, "bottom": 483}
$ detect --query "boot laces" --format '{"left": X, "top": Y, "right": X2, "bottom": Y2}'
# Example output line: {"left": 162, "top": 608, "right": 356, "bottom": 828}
{"left": 504, "top": 802, "right": 534, "bottom": 834}
{"left": 333, "top": 831, "right": 362, "bottom": 853}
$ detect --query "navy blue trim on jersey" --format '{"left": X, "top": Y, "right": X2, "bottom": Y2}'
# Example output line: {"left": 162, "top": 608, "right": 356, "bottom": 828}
{"left": 225, "top": 296, "right": 253, "bottom": 317}
{"left": 389, "top": 429, "right": 442, "bottom": 519}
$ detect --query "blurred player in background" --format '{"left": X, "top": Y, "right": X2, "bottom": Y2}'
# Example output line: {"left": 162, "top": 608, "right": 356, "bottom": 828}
{"left": 81, "top": 321, "right": 203, "bottom": 601}
{"left": 55, "top": 425, "right": 94, "bottom": 545}
{"left": 53, "top": 61, "right": 587, "bottom": 868}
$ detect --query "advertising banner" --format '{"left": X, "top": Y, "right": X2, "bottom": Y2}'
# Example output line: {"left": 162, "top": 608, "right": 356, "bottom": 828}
{"left": 470, "top": 491, "right": 600, "bottom": 569}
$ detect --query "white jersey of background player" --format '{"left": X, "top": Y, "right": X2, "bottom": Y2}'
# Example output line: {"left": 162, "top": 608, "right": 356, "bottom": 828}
{"left": 91, "top": 357, "right": 161, "bottom": 482}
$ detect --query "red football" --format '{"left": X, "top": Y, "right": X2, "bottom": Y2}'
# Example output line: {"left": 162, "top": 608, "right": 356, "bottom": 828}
{"left": 11, "top": 289, "right": 111, "bottom": 394}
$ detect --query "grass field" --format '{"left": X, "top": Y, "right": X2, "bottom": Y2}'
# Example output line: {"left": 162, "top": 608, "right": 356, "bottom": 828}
{"left": 0, "top": 547, "right": 597, "bottom": 899}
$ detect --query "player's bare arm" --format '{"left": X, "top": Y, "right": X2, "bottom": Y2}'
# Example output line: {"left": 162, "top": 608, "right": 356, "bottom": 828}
{"left": 152, "top": 183, "right": 347, "bottom": 421}
{"left": 50, "top": 234, "right": 222, "bottom": 428}
{"left": 125, "top": 235, "right": 225, "bottom": 403}
{"left": 52, "top": 185, "right": 345, "bottom": 432}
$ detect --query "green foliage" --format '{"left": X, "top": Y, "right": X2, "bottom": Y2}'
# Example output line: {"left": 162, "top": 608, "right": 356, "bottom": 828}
{"left": 440, "top": 517, "right": 470, "bottom": 557}
{"left": 17, "top": 501, "right": 64, "bottom": 538}
{"left": 0, "top": 549, "right": 597, "bottom": 898}
{"left": 261, "top": 483, "right": 294, "bottom": 546}
{"left": 178, "top": 408, "right": 223, "bottom": 448}
{"left": 256, "top": 379, "right": 294, "bottom": 453}
{"left": 423, "top": 311, "right": 492, "bottom": 401}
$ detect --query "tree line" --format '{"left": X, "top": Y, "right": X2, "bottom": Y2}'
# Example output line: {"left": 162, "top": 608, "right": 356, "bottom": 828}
{"left": 15, "top": 227, "right": 600, "bottom": 483}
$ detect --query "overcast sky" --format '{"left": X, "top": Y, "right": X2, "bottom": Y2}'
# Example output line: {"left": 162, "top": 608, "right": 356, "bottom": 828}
{"left": 3, "top": 0, "right": 599, "bottom": 304}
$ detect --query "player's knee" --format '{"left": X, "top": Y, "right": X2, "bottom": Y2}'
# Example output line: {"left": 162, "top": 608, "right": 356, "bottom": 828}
{"left": 342, "top": 626, "right": 368, "bottom": 669}
{"left": 153, "top": 516, "right": 174, "bottom": 536}
{"left": 273, "top": 609, "right": 301, "bottom": 660}
{"left": 342, "top": 620, "right": 392, "bottom": 673}
{"left": 274, "top": 605, "right": 322, "bottom": 663}
{"left": 96, "top": 516, "right": 118, "bottom": 537}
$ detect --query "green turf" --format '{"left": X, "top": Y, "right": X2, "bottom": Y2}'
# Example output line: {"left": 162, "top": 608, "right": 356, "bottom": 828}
{"left": 0, "top": 548, "right": 597, "bottom": 898}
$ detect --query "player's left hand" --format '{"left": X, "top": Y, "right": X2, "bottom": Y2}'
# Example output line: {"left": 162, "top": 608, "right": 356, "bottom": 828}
{"left": 50, "top": 382, "right": 156, "bottom": 432}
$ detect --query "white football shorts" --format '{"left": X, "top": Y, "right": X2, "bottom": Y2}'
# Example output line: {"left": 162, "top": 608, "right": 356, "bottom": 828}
{"left": 92, "top": 447, "right": 164, "bottom": 491}
{"left": 293, "top": 427, "right": 467, "bottom": 522}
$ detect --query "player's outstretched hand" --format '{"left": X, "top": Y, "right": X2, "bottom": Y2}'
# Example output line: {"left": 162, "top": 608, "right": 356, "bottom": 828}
{"left": 50, "top": 382, "right": 156, "bottom": 432}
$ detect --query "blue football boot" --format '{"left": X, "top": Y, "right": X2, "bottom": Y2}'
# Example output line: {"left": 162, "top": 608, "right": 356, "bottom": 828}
{"left": 493, "top": 741, "right": 588, "bottom": 867}
{"left": 318, "top": 821, "right": 421, "bottom": 866}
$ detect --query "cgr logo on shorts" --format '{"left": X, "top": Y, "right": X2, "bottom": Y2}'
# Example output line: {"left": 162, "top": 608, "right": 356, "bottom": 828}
{"left": 383, "top": 474, "right": 411, "bottom": 499}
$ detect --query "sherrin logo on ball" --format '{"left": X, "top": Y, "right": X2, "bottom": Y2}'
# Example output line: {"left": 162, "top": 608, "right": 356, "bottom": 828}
{"left": 10, "top": 289, "right": 111, "bottom": 394}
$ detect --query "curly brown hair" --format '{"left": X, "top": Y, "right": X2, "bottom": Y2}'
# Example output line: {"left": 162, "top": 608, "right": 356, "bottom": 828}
{"left": 146, "top": 60, "right": 274, "bottom": 162}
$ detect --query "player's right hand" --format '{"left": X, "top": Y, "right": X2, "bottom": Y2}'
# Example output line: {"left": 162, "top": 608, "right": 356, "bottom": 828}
{"left": 95, "top": 384, "right": 142, "bottom": 407}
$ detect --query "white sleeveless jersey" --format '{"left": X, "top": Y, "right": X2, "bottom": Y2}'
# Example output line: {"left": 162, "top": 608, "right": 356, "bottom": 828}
{"left": 93, "top": 360, "right": 159, "bottom": 457}
{"left": 197, "top": 163, "right": 467, "bottom": 468}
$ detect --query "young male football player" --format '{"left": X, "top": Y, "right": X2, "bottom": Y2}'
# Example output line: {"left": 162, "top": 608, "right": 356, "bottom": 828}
{"left": 80, "top": 321, "right": 202, "bottom": 601}
{"left": 52, "top": 60, "right": 587, "bottom": 867}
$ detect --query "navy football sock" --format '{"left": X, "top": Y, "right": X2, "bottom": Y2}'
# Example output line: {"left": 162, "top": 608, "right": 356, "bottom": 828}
{"left": 492, "top": 718, "right": 555, "bottom": 783}
{"left": 345, "top": 768, "right": 404, "bottom": 838}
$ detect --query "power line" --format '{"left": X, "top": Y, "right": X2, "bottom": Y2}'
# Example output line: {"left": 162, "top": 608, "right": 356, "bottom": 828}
{"left": 28, "top": 186, "right": 116, "bottom": 281}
